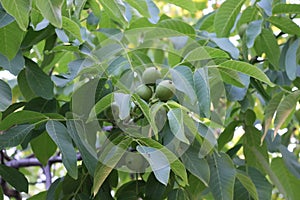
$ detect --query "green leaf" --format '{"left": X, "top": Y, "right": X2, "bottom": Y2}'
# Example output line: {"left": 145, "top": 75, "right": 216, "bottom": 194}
{"left": 271, "top": 158, "right": 300, "bottom": 200}
{"left": 246, "top": 20, "right": 262, "bottom": 48}
{"left": 214, "top": 0, "right": 245, "bottom": 37}
{"left": 132, "top": 93, "right": 158, "bottom": 135}
{"left": 0, "top": 124, "right": 34, "bottom": 148}
{"left": 31, "top": 132, "right": 57, "bottom": 166}
{"left": 25, "top": 59, "right": 54, "bottom": 100}
{"left": 92, "top": 136, "right": 132, "bottom": 196}
{"left": 248, "top": 167, "right": 272, "bottom": 200}
{"left": 62, "top": 16, "right": 83, "bottom": 43}
{"left": 96, "top": 0, "right": 128, "bottom": 26}
{"left": 274, "top": 90, "right": 300, "bottom": 137}
{"left": 262, "top": 92, "right": 283, "bottom": 142}
{"left": 66, "top": 120, "right": 98, "bottom": 175}
{"left": 162, "top": 0, "right": 197, "bottom": 13}
{"left": 236, "top": 170, "right": 259, "bottom": 200}
{"left": 87, "top": 93, "right": 113, "bottom": 122}
{"left": 0, "top": 9, "right": 14, "bottom": 28}
{"left": 145, "top": 173, "right": 166, "bottom": 200}
{"left": 46, "top": 120, "right": 78, "bottom": 179}
{"left": 167, "top": 108, "right": 189, "bottom": 144}
{"left": 181, "top": 145, "right": 210, "bottom": 186}
{"left": 273, "top": 3, "right": 300, "bottom": 14}
{"left": 0, "top": 110, "right": 47, "bottom": 130}
{"left": 267, "top": 16, "right": 300, "bottom": 36}
{"left": 285, "top": 38, "right": 300, "bottom": 80}
{"left": 17, "top": 69, "right": 36, "bottom": 101}
{"left": 137, "top": 146, "right": 170, "bottom": 186}
{"left": 259, "top": 29, "right": 280, "bottom": 69}
{"left": 0, "top": 79, "right": 12, "bottom": 112}
{"left": 35, "top": 0, "right": 64, "bottom": 28}
{"left": 218, "top": 60, "right": 274, "bottom": 87}
{"left": 157, "top": 19, "right": 195, "bottom": 36}
{"left": 207, "top": 152, "right": 236, "bottom": 200}
{"left": 237, "top": 6, "right": 259, "bottom": 27}
{"left": 211, "top": 38, "right": 239, "bottom": 59}
{"left": 194, "top": 68, "right": 210, "bottom": 118}
{"left": 0, "top": 21, "right": 25, "bottom": 60}
{"left": 0, "top": 0, "right": 31, "bottom": 31}
{"left": 184, "top": 46, "right": 229, "bottom": 62}
{"left": 0, "top": 164, "right": 28, "bottom": 192}
{"left": 167, "top": 188, "right": 189, "bottom": 200}
{"left": 170, "top": 68, "right": 197, "bottom": 103}
{"left": 27, "top": 191, "right": 47, "bottom": 200}
{"left": 244, "top": 126, "right": 269, "bottom": 172}
{"left": 218, "top": 121, "right": 241, "bottom": 150}
{"left": 0, "top": 50, "right": 25, "bottom": 75}
{"left": 0, "top": 187, "right": 3, "bottom": 200}
{"left": 139, "top": 138, "right": 188, "bottom": 186}
{"left": 218, "top": 68, "right": 245, "bottom": 88}
{"left": 126, "top": 0, "right": 150, "bottom": 18}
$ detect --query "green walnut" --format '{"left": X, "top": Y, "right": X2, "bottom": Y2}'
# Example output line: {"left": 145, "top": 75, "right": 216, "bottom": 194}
{"left": 155, "top": 80, "right": 176, "bottom": 101}
{"left": 125, "top": 152, "right": 145, "bottom": 171}
{"left": 136, "top": 84, "right": 152, "bottom": 101}
{"left": 142, "top": 67, "right": 162, "bottom": 85}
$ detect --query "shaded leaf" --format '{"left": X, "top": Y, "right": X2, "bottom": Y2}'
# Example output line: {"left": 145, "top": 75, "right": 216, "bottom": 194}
{"left": 271, "top": 158, "right": 300, "bottom": 200}
{"left": 211, "top": 37, "right": 239, "bottom": 59}
{"left": 25, "top": 59, "right": 54, "bottom": 100}
{"left": 236, "top": 170, "right": 259, "bottom": 200}
{"left": 207, "top": 152, "right": 236, "bottom": 200}
{"left": 0, "top": 79, "right": 11, "bottom": 112}
{"left": 31, "top": 132, "right": 57, "bottom": 166}
{"left": 0, "top": 51, "right": 24, "bottom": 75}
{"left": 0, "top": 124, "right": 34, "bottom": 148}
{"left": 67, "top": 120, "right": 98, "bottom": 175}
{"left": 92, "top": 136, "right": 132, "bottom": 195}
{"left": 214, "top": 0, "right": 245, "bottom": 37}
{"left": 0, "top": 164, "right": 28, "bottom": 192}
{"left": 17, "top": 69, "right": 36, "bottom": 101}
{"left": 181, "top": 145, "right": 210, "bottom": 186}
{"left": 46, "top": 120, "right": 78, "bottom": 179}
{"left": 246, "top": 20, "right": 262, "bottom": 48}
{"left": 285, "top": 38, "right": 300, "bottom": 80}
{"left": 0, "top": 9, "right": 14, "bottom": 28}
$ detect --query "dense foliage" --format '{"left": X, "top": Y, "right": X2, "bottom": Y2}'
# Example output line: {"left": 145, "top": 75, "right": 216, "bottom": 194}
{"left": 0, "top": 0, "right": 300, "bottom": 199}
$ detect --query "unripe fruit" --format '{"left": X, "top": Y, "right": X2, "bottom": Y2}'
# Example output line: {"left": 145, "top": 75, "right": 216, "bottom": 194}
{"left": 155, "top": 80, "right": 176, "bottom": 101}
{"left": 142, "top": 67, "right": 162, "bottom": 85}
{"left": 136, "top": 84, "right": 152, "bottom": 101}
{"left": 125, "top": 152, "right": 145, "bottom": 171}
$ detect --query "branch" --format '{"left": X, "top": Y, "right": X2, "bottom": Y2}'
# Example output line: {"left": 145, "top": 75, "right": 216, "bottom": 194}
{"left": 5, "top": 153, "right": 82, "bottom": 168}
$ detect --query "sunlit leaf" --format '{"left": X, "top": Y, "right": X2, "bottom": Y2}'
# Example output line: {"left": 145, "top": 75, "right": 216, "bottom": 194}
{"left": 214, "top": 0, "right": 246, "bottom": 37}
{"left": 0, "top": 0, "right": 30, "bottom": 31}
{"left": 218, "top": 60, "right": 274, "bottom": 86}
{"left": 267, "top": 16, "right": 300, "bottom": 37}
{"left": 35, "top": 0, "right": 64, "bottom": 28}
